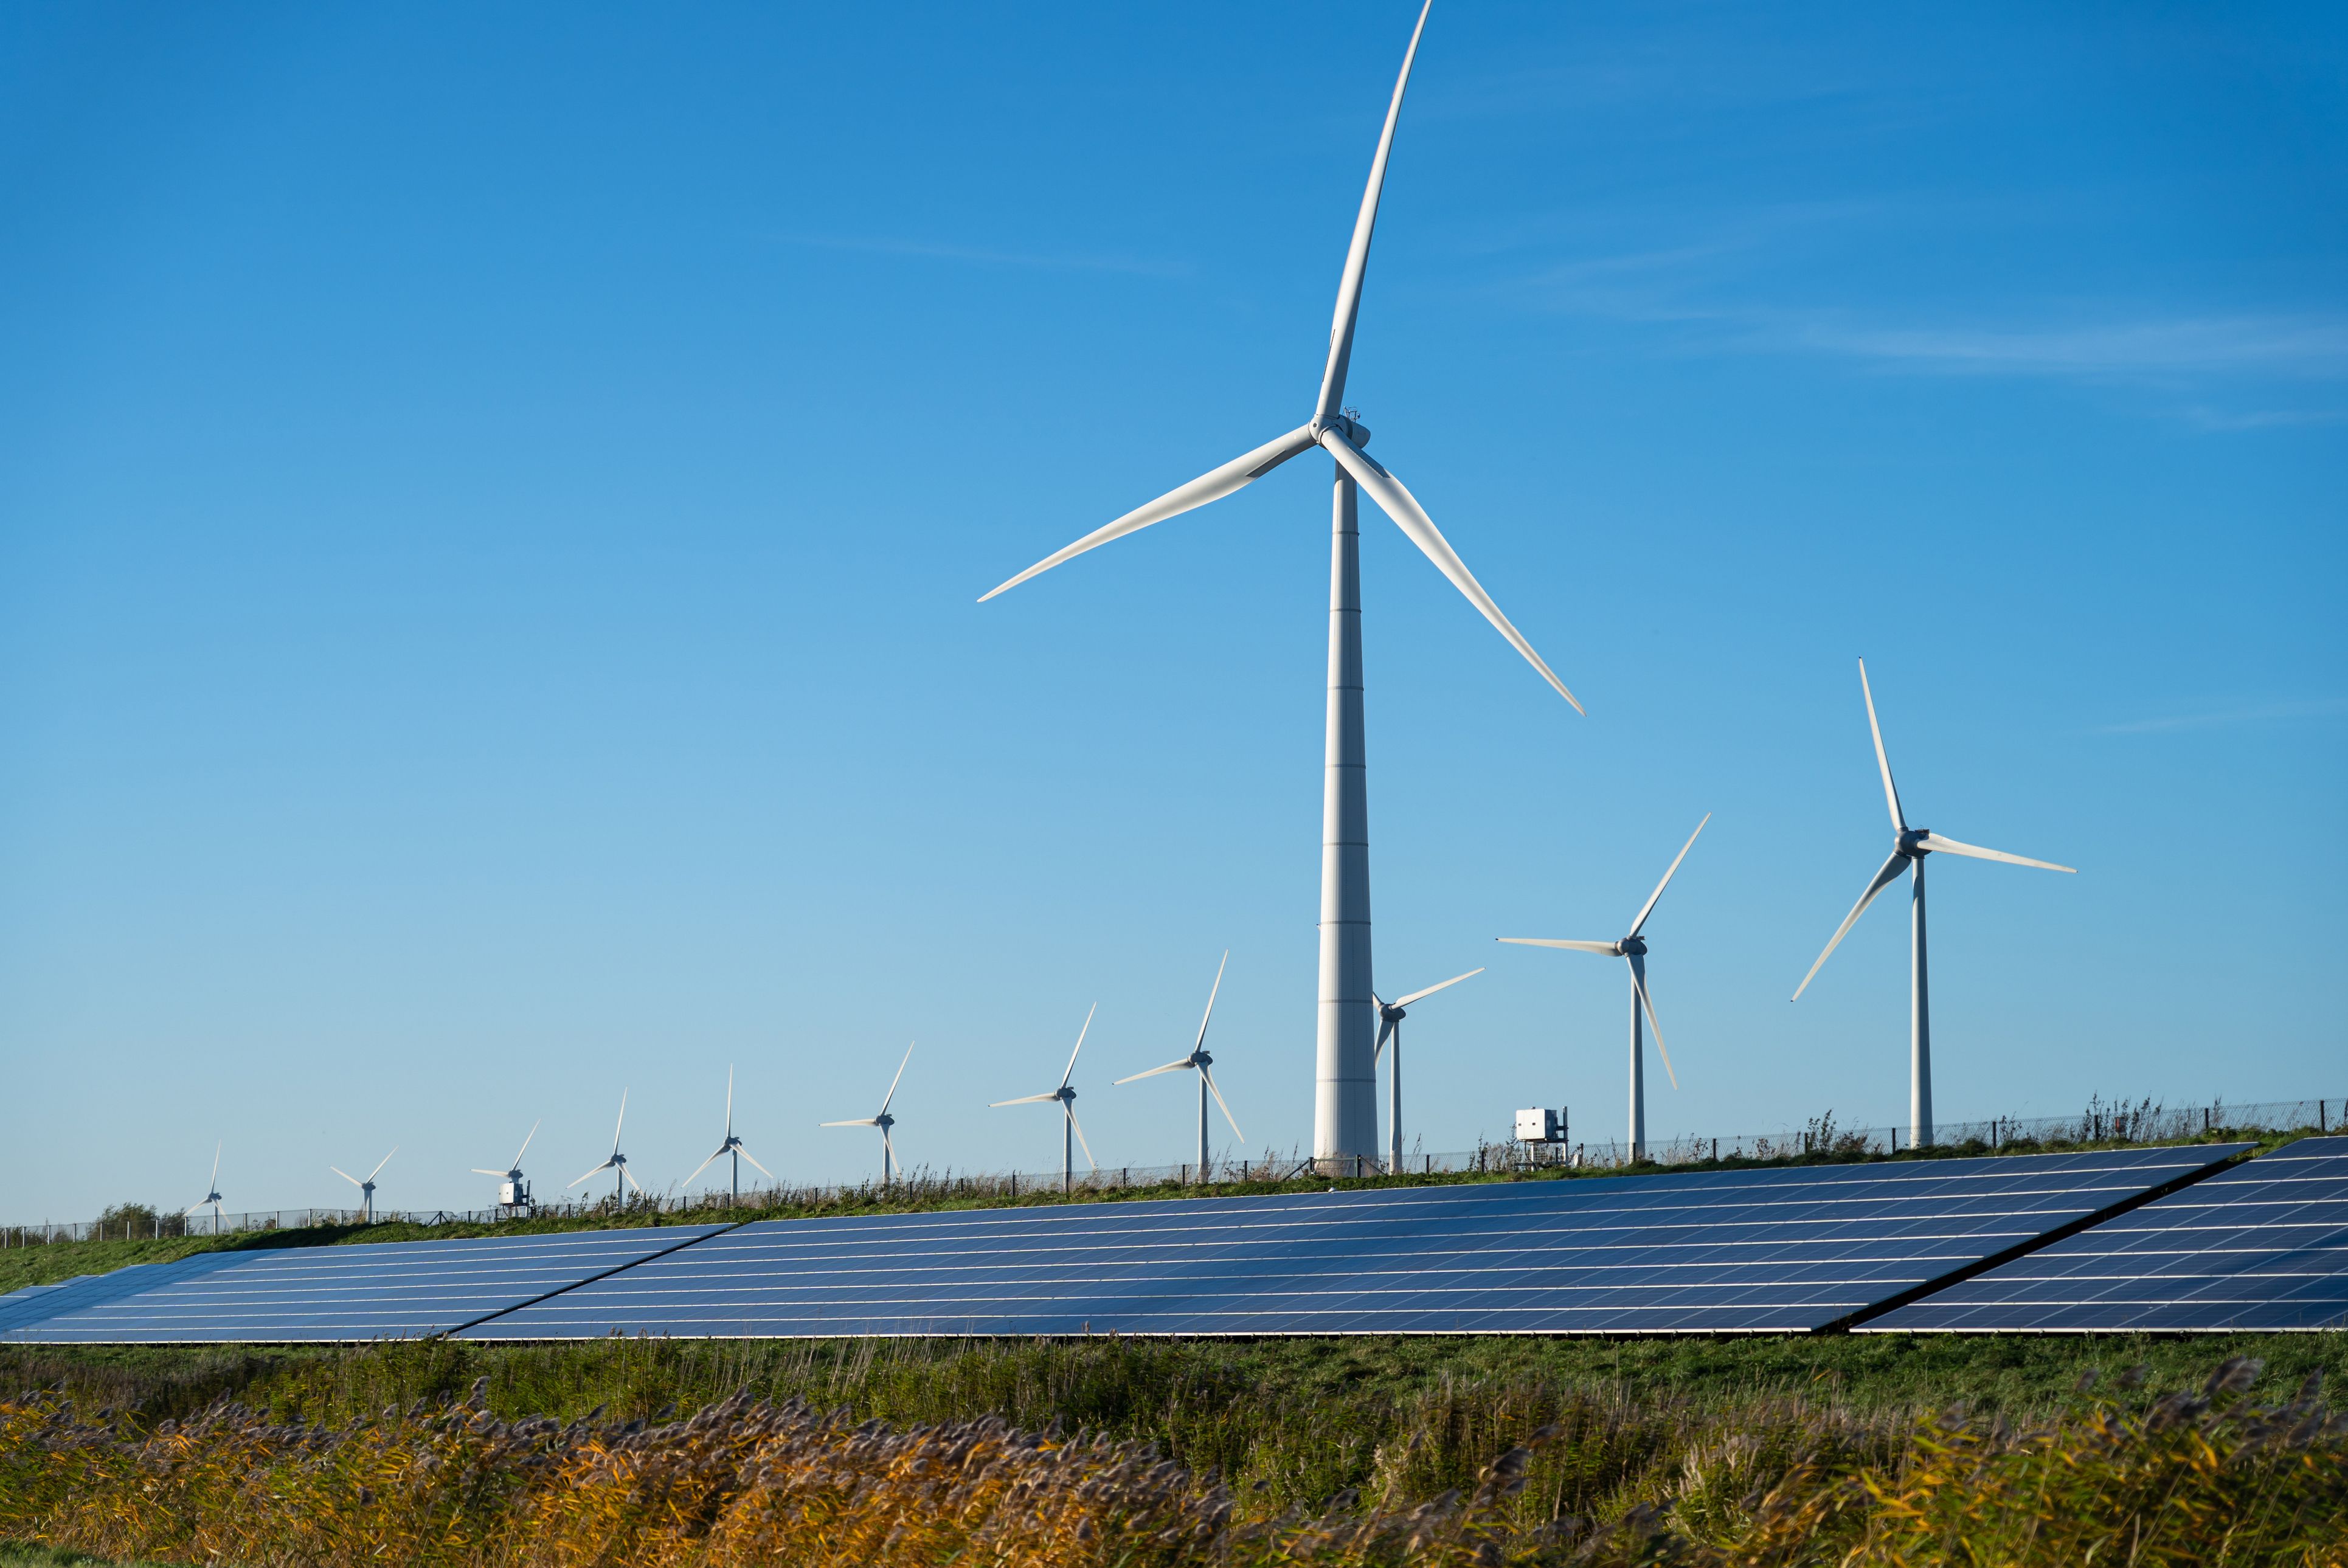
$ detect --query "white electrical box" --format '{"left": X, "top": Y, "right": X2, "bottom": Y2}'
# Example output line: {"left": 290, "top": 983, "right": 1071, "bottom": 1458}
{"left": 499, "top": 1179, "right": 527, "bottom": 1208}
{"left": 1515, "top": 1107, "right": 1564, "bottom": 1143}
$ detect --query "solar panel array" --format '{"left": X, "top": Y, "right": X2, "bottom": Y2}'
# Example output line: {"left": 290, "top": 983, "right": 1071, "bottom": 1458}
{"left": 460, "top": 1145, "right": 2244, "bottom": 1339}
{"left": 1866, "top": 1136, "right": 2348, "bottom": 1333}
{"left": 0, "top": 1224, "right": 729, "bottom": 1343}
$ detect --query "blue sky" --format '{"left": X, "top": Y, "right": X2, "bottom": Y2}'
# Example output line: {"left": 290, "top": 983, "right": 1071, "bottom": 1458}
{"left": 2, "top": 2, "right": 2341, "bottom": 1223}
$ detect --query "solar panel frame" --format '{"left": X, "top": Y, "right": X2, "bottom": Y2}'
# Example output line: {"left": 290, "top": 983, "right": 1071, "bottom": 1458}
{"left": 1863, "top": 1136, "right": 2348, "bottom": 1333}
{"left": 461, "top": 1145, "right": 2248, "bottom": 1341}
{"left": 1, "top": 1224, "right": 734, "bottom": 1344}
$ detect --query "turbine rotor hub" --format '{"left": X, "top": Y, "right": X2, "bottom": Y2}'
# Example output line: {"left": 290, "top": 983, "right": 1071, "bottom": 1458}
{"left": 1900, "top": 829, "right": 1930, "bottom": 855}
{"left": 1620, "top": 936, "right": 1646, "bottom": 956}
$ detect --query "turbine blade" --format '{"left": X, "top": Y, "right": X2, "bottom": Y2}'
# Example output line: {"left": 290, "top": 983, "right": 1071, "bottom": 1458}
{"left": 330, "top": 1165, "right": 358, "bottom": 1187}
{"left": 1498, "top": 938, "right": 1617, "bottom": 955}
{"left": 1858, "top": 658, "right": 1906, "bottom": 835}
{"left": 1321, "top": 430, "right": 1582, "bottom": 712}
{"left": 367, "top": 1147, "right": 397, "bottom": 1181}
{"left": 183, "top": 1200, "right": 210, "bottom": 1216}
{"left": 1373, "top": 1013, "right": 1396, "bottom": 1063}
{"left": 611, "top": 1090, "right": 628, "bottom": 1155}
{"left": 469, "top": 1169, "right": 511, "bottom": 1177}
{"left": 1314, "top": 0, "right": 1435, "bottom": 426}
{"left": 209, "top": 1141, "right": 221, "bottom": 1187}
{"left": 681, "top": 1149, "right": 724, "bottom": 1187}
{"left": 1193, "top": 950, "right": 1228, "bottom": 1054}
{"left": 879, "top": 1040, "right": 915, "bottom": 1116}
{"left": 1113, "top": 1057, "right": 1197, "bottom": 1085}
{"left": 820, "top": 1117, "right": 881, "bottom": 1128}
{"left": 1627, "top": 812, "right": 1711, "bottom": 938}
{"left": 991, "top": 1093, "right": 1061, "bottom": 1108}
{"left": 1061, "top": 1002, "right": 1096, "bottom": 1090}
{"left": 622, "top": 1164, "right": 645, "bottom": 1195}
{"left": 567, "top": 1161, "right": 611, "bottom": 1189}
{"left": 978, "top": 427, "right": 1318, "bottom": 602}
{"left": 1202, "top": 1062, "right": 1245, "bottom": 1142}
{"left": 1629, "top": 954, "right": 1677, "bottom": 1090}
{"left": 1066, "top": 1103, "right": 1098, "bottom": 1170}
{"left": 736, "top": 1145, "right": 774, "bottom": 1179}
{"left": 1918, "top": 832, "right": 2076, "bottom": 873}
{"left": 724, "top": 1065, "right": 734, "bottom": 1134}
{"left": 1393, "top": 967, "right": 1483, "bottom": 1009}
{"left": 513, "top": 1118, "right": 539, "bottom": 1167}
{"left": 1790, "top": 850, "right": 1911, "bottom": 1001}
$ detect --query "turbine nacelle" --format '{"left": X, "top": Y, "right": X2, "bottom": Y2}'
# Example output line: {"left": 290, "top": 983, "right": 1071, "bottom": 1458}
{"left": 1309, "top": 413, "right": 1371, "bottom": 449}
{"left": 1899, "top": 829, "right": 1930, "bottom": 856}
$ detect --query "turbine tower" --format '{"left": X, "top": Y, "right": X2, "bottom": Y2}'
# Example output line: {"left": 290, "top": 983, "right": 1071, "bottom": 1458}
{"left": 569, "top": 1091, "right": 642, "bottom": 1203}
{"left": 992, "top": 1005, "right": 1098, "bottom": 1193}
{"left": 822, "top": 1042, "right": 915, "bottom": 1188}
{"left": 471, "top": 1120, "right": 540, "bottom": 1214}
{"left": 1500, "top": 814, "right": 1709, "bottom": 1160}
{"left": 185, "top": 1142, "right": 226, "bottom": 1235}
{"left": 1792, "top": 661, "right": 2076, "bottom": 1148}
{"left": 978, "top": 1, "right": 1579, "bottom": 1167}
{"left": 330, "top": 1147, "right": 396, "bottom": 1224}
{"left": 684, "top": 1068, "right": 772, "bottom": 1205}
{"left": 1115, "top": 952, "right": 1245, "bottom": 1179}
{"left": 1371, "top": 967, "right": 1481, "bottom": 1172}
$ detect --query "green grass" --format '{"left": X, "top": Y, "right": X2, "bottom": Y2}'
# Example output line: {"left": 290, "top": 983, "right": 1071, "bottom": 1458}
{"left": 0, "top": 1546, "right": 187, "bottom": 1568}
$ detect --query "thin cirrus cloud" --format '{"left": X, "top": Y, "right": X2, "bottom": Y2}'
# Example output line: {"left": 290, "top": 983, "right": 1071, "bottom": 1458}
{"left": 2096, "top": 698, "right": 2348, "bottom": 736}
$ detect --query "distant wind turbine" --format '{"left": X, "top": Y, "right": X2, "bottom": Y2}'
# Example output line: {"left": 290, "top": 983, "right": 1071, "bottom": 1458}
{"left": 471, "top": 1120, "right": 539, "bottom": 1213}
{"left": 993, "top": 1006, "right": 1098, "bottom": 1193}
{"left": 1792, "top": 660, "right": 2074, "bottom": 1149}
{"left": 569, "top": 1091, "right": 642, "bottom": 1203}
{"left": 1501, "top": 814, "right": 1709, "bottom": 1161}
{"left": 684, "top": 1067, "right": 772, "bottom": 1204}
{"left": 977, "top": 1, "right": 1579, "bottom": 1169}
{"left": 822, "top": 1043, "right": 915, "bottom": 1188}
{"left": 1115, "top": 953, "right": 1244, "bottom": 1179}
{"left": 330, "top": 1147, "right": 396, "bottom": 1224}
{"left": 1371, "top": 967, "right": 1482, "bottom": 1172}
{"left": 185, "top": 1142, "right": 226, "bottom": 1235}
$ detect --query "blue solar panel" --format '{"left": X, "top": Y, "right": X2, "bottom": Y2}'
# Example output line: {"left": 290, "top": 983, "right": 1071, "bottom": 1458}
{"left": 1865, "top": 1136, "right": 2348, "bottom": 1333}
{"left": 1, "top": 1225, "right": 731, "bottom": 1343}
{"left": 461, "top": 1145, "right": 2246, "bottom": 1340}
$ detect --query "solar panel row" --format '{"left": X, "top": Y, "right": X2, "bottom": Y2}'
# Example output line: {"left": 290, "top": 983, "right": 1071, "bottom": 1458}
{"left": 7, "top": 1141, "right": 2324, "bottom": 1344}
{"left": 1866, "top": 1135, "right": 2348, "bottom": 1333}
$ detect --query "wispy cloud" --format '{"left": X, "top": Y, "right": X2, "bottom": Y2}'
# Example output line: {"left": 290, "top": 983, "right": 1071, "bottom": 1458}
{"left": 2096, "top": 698, "right": 2348, "bottom": 735}
{"left": 782, "top": 233, "right": 1191, "bottom": 280}
{"left": 1766, "top": 313, "right": 2348, "bottom": 380}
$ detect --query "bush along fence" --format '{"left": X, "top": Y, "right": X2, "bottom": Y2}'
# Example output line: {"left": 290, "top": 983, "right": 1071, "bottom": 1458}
{"left": 6, "top": 1093, "right": 2338, "bottom": 1249}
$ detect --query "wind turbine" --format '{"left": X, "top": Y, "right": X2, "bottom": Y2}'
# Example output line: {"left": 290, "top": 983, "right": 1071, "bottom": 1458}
{"left": 330, "top": 1147, "right": 396, "bottom": 1224}
{"left": 992, "top": 1005, "right": 1098, "bottom": 1193}
{"left": 977, "top": 1, "right": 1579, "bottom": 1170}
{"left": 684, "top": 1067, "right": 772, "bottom": 1204}
{"left": 1792, "top": 661, "right": 2075, "bottom": 1149}
{"left": 569, "top": 1091, "right": 642, "bottom": 1203}
{"left": 1371, "top": 967, "right": 1482, "bottom": 1173}
{"left": 1500, "top": 814, "right": 1709, "bottom": 1161}
{"left": 473, "top": 1119, "right": 539, "bottom": 1214}
{"left": 1115, "top": 953, "right": 1244, "bottom": 1179}
{"left": 184, "top": 1142, "right": 226, "bottom": 1235}
{"left": 821, "top": 1042, "right": 914, "bottom": 1188}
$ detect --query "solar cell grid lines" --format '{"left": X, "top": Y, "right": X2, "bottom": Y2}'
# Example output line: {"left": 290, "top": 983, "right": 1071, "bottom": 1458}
{"left": 1, "top": 1224, "right": 731, "bottom": 1344}
{"left": 462, "top": 1145, "right": 2248, "bottom": 1341}
{"left": 1865, "top": 1136, "right": 2348, "bottom": 1333}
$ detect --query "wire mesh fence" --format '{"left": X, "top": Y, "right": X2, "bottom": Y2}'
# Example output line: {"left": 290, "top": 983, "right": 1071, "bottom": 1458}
{"left": 7, "top": 1093, "right": 2338, "bottom": 1249}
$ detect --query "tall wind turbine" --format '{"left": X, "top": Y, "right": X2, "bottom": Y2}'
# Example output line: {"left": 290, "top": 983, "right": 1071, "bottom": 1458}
{"left": 569, "top": 1091, "right": 642, "bottom": 1203}
{"left": 1500, "top": 814, "right": 1709, "bottom": 1160}
{"left": 185, "top": 1142, "right": 226, "bottom": 1235}
{"left": 822, "top": 1042, "right": 915, "bottom": 1188}
{"left": 330, "top": 1147, "right": 396, "bottom": 1224}
{"left": 684, "top": 1067, "right": 772, "bottom": 1205}
{"left": 1115, "top": 953, "right": 1244, "bottom": 1179}
{"left": 472, "top": 1120, "right": 539, "bottom": 1213}
{"left": 978, "top": 1, "right": 1579, "bottom": 1169}
{"left": 993, "top": 1005, "right": 1098, "bottom": 1193}
{"left": 1371, "top": 967, "right": 1481, "bottom": 1172}
{"left": 1792, "top": 661, "right": 2075, "bottom": 1148}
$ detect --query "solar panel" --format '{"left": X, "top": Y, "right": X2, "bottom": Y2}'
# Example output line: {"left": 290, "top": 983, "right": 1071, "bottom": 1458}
{"left": 461, "top": 1145, "right": 2246, "bottom": 1340}
{"left": 1, "top": 1224, "right": 732, "bottom": 1344}
{"left": 1864, "top": 1136, "right": 2348, "bottom": 1333}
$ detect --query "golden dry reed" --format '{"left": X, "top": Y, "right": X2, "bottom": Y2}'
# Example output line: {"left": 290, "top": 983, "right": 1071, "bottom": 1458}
{"left": 1, "top": 1356, "right": 2343, "bottom": 1566}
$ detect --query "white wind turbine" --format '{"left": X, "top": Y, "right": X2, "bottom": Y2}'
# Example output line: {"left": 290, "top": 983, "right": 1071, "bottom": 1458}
{"left": 822, "top": 1042, "right": 915, "bottom": 1188}
{"left": 1115, "top": 953, "right": 1244, "bottom": 1179}
{"left": 1500, "top": 814, "right": 1709, "bottom": 1161}
{"left": 185, "top": 1142, "right": 226, "bottom": 1235}
{"left": 330, "top": 1147, "right": 397, "bottom": 1224}
{"left": 992, "top": 1006, "right": 1098, "bottom": 1193}
{"left": 471, "top": 1119, "right": 539, "bottom": 1213}
{"left": 1792, "top": 660, "right": 2075, "bottom": 1149}
{"left": 1371, "top": 967, "right": 1482, "bottom": 1173}
{"left": 684, "top": 1067, "right": 773, "bottom": 1205}
{"left": 978, "top": 1, "right": 1579, "bottom": 1170}
{"left": 569, "top": 1091, "right": 642, "bottom": 1204}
